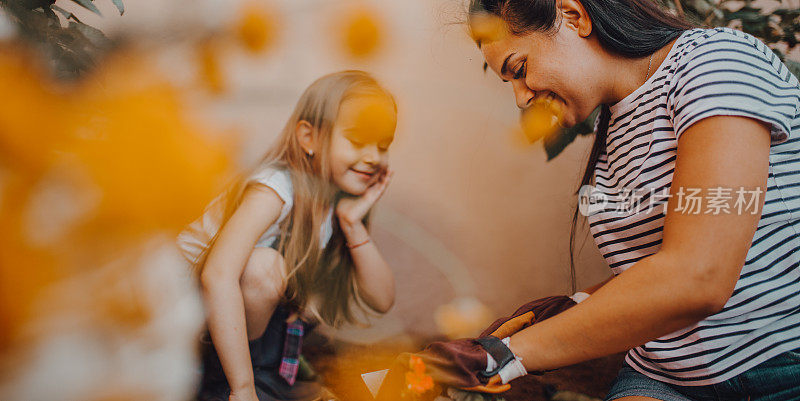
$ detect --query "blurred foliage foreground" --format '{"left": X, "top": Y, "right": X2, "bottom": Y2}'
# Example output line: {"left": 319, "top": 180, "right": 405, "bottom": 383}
{"left": 0, "top": 1, "right": 239, "bottom": 400}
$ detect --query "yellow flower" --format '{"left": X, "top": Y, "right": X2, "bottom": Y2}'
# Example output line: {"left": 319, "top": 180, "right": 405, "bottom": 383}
{"left": 65, "top": 52, "right": 233, "bottom": 239}
{"left": 0, "top": 46, "right": 231, "bottom": 401}
{"left": 0, "top": 46, "right": 67, "bottom": 173}
{"left": 520, "top": 97, "right": 564, "bottom": 143}
{"left": 343, "top": 94, "right": 397, "bottom": 145}
{"left": 340, "top": 8, "right": 383, "bottom": 59}
{"left": 235, "top": 2, "right": 278, "bottom": 54}
{"left": 434, "top": 297, "right": 493, "bottom": 339}
{"left": 197, "top": 38, "right": 226, "bottom": 94}
{"left": 405, "top": 355, "right": 434, "bottom": 395}
{"left": 468, "top": 12, "right": 508, "bottom": 45}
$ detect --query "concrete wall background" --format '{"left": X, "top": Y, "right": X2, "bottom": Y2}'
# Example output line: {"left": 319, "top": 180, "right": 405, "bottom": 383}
{"left": 61, "top": 0, "right": 612, "bottom": 338}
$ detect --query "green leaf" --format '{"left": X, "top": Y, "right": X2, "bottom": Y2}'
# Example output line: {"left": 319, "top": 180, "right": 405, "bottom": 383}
{"left": 543, "top": 106, "right": 600, "bottom": 161}
{"left": 543, "top": 125, "right": 579, "bottom": 161}
{"left": 67, "top": 20, "right": 111, "bottom": 47}
{"left": 18, "top": 0, "right": 55, "bottom": 10}
{"left": 109, "top": 0, "right": 124, "bottom": 15}
{"left": 69, "top": 0, "right": 102, "bottom": 16}
{"left": 741, "top": 20, "right": 769, "bottom": 34}
{"left": 576, "top": 106, "right": 601, "bottom": 136}
{"left": 51, "top": 4, "right": 83, "bottom": 23}
{"left": 51, "top": 4, "right": 72, "bottom": 19}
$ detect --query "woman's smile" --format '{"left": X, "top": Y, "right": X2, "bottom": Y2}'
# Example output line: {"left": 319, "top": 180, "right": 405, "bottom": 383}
{"left": 536, "top": 91, "right": 565, "bottom": 109}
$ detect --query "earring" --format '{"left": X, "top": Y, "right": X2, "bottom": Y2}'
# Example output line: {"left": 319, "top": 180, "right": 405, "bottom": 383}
{"left": 307, "top": 150, "right": 314, "bottom": 157}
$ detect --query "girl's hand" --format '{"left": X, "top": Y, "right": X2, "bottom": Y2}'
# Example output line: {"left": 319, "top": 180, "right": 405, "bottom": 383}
{"left": 228, "top": 386, "right": 259, "bottom": 401}
{"left": 336, "top": 169, "right": 393, "bottom": 226}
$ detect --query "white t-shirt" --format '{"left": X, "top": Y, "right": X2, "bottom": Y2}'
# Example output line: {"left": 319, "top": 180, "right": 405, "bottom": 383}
{"left": 587, "top": 27, "right": 800, "bottom": 386}
{"left": 176, "top": 165, "right": 335, "bottom": 265}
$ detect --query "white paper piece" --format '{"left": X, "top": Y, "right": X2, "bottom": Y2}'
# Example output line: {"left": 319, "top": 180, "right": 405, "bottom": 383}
{"left": 361, "top": 369, "right": 389, "bottom": 399}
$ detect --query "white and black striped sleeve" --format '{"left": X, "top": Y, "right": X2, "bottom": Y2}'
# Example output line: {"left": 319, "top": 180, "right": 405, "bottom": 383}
{"left": 667, "top": 31, "right": 797, "bottom": 145}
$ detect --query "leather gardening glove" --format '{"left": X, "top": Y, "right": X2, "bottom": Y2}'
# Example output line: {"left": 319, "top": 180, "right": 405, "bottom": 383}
{"left": 375, "top": 336, "right": 525, "bottom": 400}
{"left": 479, "top": 295, "right": 580, "bottom": 339}
{"left": 375, "top": 294, "right": 589, "bottom": 401}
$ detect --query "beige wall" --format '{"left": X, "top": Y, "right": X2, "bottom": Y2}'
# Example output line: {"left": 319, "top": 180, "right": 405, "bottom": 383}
{"left": 61, "top": 0, "right": 611, "bottom": 338}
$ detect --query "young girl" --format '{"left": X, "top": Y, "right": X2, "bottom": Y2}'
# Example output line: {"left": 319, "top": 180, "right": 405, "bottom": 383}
{"left": 177, "top": 70, "right": 398, "bottom": 401}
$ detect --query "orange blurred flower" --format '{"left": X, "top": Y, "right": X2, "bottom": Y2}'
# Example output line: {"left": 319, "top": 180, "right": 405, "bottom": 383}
{"left": 343, "top": 93, "right": 397, "bottom": 146}
{"left": 235, "top": 2, "right": 278, "bottom": 54}
{"left": 434, "top": 297, "right": 493, "bottom": 339}
{"left": 405, "top": 355, "right": 434, "bottom": 395}
{"left": 0, "top": 47, "right": 233, "bottom": 359}
{"left": 340, "top": 8, "right": 383, "bottom": 59}
{"left": 0, "top": 46, "right": 67, "bottom": 174}
{"left": 520, "top": 97, "right": 564, "bottom": 143}
{"left": 197, "top": 38, "right": 226, "bottom": 94}
{"left": 64, "top": 52, "right": 233, "bottom": 240}
{"left": 468, "top": 13, "right": 508, "bottom": 45}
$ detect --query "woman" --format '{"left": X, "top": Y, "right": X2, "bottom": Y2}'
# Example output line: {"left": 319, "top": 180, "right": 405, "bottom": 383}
{"left": 389, "top": 0, "right": 800, "bottom": 400}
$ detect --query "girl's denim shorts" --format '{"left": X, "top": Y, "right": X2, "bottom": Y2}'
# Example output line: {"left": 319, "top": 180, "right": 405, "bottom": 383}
{"left": 605, "top": 348, "right": 800, "bottom": 401}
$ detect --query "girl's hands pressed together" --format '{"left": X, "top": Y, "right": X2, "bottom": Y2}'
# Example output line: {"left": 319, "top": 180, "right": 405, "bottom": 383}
{"left": 336, "top": 169, "right": 393, "bottom": 227}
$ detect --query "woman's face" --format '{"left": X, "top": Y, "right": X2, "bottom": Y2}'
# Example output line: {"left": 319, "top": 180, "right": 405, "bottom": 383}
{"left": 328, "top": 93, "right": 396, "bottom": 196}
{"left": 479, "top": 2, "right": 605, "bottom": 128}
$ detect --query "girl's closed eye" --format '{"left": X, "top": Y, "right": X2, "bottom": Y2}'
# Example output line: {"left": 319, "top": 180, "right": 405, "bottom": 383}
{"left": 348, "top": 137, "right": 365, "bottom": 148}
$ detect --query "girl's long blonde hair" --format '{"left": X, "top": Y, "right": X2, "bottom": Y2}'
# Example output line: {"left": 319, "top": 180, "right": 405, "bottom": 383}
{"left": 193, "top": 70, "right": 396, "bottom": 327}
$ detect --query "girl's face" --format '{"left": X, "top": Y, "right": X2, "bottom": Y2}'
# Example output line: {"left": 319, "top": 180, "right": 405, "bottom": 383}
{"left": 327, "top": 94, "right": 396, "bottom": 195}
{"left": 479, "top": 0, "right": 606, "bottom": 127}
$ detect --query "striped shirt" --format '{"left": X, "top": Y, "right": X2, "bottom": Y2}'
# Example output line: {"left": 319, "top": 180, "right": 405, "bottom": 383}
{"left": 586, "top": 27, "right": 800, "bottom": 385}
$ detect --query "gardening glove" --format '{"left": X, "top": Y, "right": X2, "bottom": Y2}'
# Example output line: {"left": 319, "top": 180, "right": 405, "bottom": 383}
{"left": 479, "top": 294, "right": 584, "bottom": 339}
{"left": 375, "top": 336, "right": 525, "bottom": 401}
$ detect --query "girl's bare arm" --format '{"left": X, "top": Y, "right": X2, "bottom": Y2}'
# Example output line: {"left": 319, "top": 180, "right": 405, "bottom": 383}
{"left": 335, "top": 171, "right": 396, "bottom": 313}
{"left": 339, "top": 219, "right": 396, "bottom": 313}
{"left": 199, "top": 185, "right": 285, "bottom": 396}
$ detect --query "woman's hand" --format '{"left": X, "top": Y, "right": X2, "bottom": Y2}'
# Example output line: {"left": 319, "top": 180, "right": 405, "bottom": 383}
{"left": 336, "top": 169, "right": 393, "bottom": 226}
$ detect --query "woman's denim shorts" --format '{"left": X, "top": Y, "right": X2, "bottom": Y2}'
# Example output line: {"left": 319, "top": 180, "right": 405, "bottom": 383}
{"left": 605, "top": 349, "right": 800, "bottom": 400}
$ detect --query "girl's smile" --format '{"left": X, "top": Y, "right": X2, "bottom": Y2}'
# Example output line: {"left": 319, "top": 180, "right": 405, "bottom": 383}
{"left": 349, "top": 167, "right": 377, "bottom": 181}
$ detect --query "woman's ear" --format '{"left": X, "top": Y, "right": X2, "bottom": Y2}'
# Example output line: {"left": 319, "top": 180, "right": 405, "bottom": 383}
{"left": 295, "top": 120, "right": 316, "bottom": 156}
{"left": 559, "top": 0, "right": 592, "bottom": 38}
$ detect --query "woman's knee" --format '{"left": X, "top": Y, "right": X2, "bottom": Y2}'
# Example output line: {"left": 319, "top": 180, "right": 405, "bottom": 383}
{"left": 240, "top": 247, "right": 286, "bottom": 303}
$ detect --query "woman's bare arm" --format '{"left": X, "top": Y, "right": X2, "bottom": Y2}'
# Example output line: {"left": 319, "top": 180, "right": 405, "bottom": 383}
{"left": 508, "top": 115, "right": 771, "bottom": 371}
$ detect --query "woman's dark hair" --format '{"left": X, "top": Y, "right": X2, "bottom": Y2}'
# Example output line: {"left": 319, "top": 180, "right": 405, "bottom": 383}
{"left": 470, "top": 0, "right": 695, "bottom": 292}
